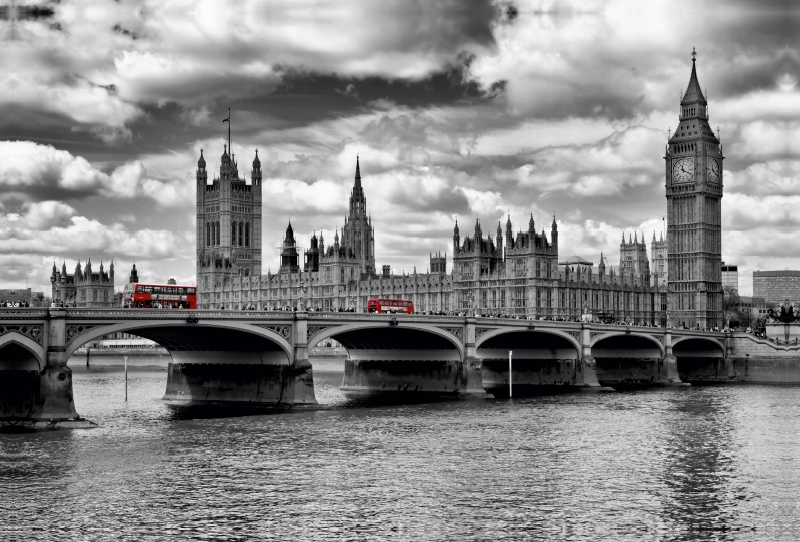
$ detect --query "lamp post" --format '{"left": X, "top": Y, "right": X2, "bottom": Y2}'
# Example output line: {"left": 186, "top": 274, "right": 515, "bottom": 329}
{"left": 508, "top": 350, "right": 513, "bottom": 398}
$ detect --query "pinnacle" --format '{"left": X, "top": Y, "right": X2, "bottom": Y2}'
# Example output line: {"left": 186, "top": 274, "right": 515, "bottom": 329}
{"left": 681, "top": 47, "right": 706, "bottom": 105}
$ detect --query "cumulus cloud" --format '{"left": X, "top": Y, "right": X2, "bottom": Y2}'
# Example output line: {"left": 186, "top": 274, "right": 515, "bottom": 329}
{"left": 0, "top": 141, "right": 191, "bottom": 206}
{"left": 1, "top": 0, "right": 498, "bottom": 135}
{"left": 2, "top": 0, "right": 798, "bottom": 288}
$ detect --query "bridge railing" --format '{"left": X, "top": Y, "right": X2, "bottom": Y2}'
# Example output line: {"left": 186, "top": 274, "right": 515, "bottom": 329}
{"left": 0, "top": 308, "right": 49, "bottom": 318}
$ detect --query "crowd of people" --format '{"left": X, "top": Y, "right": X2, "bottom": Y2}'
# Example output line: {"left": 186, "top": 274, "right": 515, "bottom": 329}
{"left": 1, "top": 300, "right": 32, "bottom": 307}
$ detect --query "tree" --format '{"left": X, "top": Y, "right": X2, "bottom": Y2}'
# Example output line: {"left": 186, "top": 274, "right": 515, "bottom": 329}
{"left": 723, "top": 286, "right": 747, "bottom": 328}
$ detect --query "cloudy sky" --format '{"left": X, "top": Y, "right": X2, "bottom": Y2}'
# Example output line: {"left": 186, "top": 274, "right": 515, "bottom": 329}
{"left": 1, "top": 0, "right": 798, "bottom": 296}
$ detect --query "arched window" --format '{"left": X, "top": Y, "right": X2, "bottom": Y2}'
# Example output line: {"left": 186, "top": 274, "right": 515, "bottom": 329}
{"left": 216, "top": 221, "right": 220, "bottom": 245}
{"left": 206, "top": 223, "right": 210, "bottom": 246}
{"left": 232, "top": 222, "right": 237, "bottom": 246}
{"left": 239, "top": 222, "right": 243, "bottom": 246}
{"left": 245, "top": 223, "right": 250, "bottom": 247}
{"left": 93, "top": 289, "right": 97, "bottom": 301}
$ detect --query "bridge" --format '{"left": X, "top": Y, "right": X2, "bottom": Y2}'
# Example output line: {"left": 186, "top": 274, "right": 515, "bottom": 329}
{"left": 0, "top": 307, "right": 793, "bottom": 423}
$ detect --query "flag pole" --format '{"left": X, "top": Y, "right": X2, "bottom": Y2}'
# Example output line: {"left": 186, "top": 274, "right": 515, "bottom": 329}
{"left": 124, "top": 355, "right": 128, "bottom": 402}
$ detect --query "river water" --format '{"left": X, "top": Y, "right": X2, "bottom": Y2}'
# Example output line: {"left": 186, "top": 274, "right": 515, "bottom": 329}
{"left": 2, "top": 359, "right": 800, "bottom": 541}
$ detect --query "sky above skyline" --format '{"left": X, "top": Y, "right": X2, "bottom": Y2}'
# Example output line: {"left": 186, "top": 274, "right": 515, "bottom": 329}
{"left": 1, "top": 0, "right": 798, "bottom": 296}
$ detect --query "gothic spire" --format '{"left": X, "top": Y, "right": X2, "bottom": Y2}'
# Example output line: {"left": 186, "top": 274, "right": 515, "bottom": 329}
{"left": 681, "top": 47, "right": 707, "bottom": 105}
{"left": 354, "top": 155, "right": 361, "bottom": 189}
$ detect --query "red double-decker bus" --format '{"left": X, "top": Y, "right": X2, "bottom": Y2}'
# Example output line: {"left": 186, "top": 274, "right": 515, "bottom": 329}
{"left": 367, "top": 298, "right": 414, "bottom": 314}
{"left": 121, "top": 283, "right": 197, "bottom": 309}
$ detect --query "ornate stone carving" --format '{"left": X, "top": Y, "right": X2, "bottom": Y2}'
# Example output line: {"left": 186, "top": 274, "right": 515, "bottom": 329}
{"left": 566, "top": 331, "right": 580, "bottom": 341}
{"left": 475, "top": 327, "right": 492, "bottom": 340}
{"left": 441, "top": 327, "right": 463, "bottom": 341}
{"left": 65, "top": 324, "right": 108, "bottom": 345}
{"left": 0, "top": 325, "right": 43, "bottom": 345}
{"left": 307, "top": 326, "right": 332, "bottom": 340}
{"left": 590, "top": 332, "right": 604, "bottom": 340}
{"left": 255, "top": 325, "right": 291, "bottom": 339}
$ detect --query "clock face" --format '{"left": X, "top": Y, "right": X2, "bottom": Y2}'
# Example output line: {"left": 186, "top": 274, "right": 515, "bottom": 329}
{"left": 672, "top": 157, "right": 694, "bottom": 183}
{"left": 707, "top": 158, "right": 719, "bottom": 183}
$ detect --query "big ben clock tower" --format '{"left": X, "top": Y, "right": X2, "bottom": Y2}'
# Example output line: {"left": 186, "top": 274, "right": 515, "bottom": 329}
{"left": 665, "top": 48, "right": 724, "bottom": 329}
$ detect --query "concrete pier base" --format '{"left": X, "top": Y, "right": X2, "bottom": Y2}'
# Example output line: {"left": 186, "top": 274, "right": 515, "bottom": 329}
{"left": 676, "top": 356, "right": 729, "bottom": 384}
{"left": 462, "top": 358, "right": 487, "bottom": 395}
{"left": 577, "top": 356, "right": 615, "bottom": 392}
{"left": 0, "top": 363, "right": 81, "bottom": 424}
{"left": 163, "top": 358, "right": 317, "bottom": 406}
{"left": 481, "top": 357, "right": 577, "bottom": 398}
{"left": 340, "top": 358, "right": 463, "bottom": 396}
{"left": 596, "top": 357, "right": 672, "bottom": 389}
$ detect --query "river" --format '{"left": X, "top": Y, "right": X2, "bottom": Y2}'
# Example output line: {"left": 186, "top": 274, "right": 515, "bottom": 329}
{"left": 2, "top": 359, "right": 800, "bottom": 541}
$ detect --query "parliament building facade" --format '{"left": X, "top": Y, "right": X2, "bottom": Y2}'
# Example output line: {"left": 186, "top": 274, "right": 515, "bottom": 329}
{"left": 195, "top": 53, "right": 722, "bottom": 328}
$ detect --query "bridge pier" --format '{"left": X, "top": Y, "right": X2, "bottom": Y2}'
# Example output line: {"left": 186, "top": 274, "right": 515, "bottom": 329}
{"left": 0, "top": 308, "right": 86, "bottom": 427}
{"left": 341, "top": 353, "right": 464, "bottom": 396}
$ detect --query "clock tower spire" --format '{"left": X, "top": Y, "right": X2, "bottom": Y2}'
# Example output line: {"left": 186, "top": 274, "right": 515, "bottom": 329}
{"left": 665, "top": 48, "right": 724, "bottom": 329}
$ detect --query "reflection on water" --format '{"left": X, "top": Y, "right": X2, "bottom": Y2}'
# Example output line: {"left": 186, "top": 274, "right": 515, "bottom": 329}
{"left": 2, "top": 365, "right": 800, "bottom": 541}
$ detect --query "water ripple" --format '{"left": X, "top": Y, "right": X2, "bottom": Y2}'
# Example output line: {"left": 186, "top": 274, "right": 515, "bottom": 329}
{"left": 1, "top": 370, "right": 800, "bottom": 540}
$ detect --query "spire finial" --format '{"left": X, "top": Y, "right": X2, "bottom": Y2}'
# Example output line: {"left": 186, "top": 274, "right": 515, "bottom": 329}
{"left": 692, "top": 47, "right": 697, "bottom": 64}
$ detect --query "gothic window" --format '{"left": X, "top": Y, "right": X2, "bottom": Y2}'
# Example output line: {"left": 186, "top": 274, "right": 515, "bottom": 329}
{"left": 536, "top": 259, "right": 541, "bottom": 278}
{"left": 515, "top": 288, "right": 525, "bottom": 308}
{"left": 232, "top": 221, "right": 237, "bottom": 246}
{"left": 216, "top": 221, "right": 220, "bottom": 245}
{"left": 239, "top": 222, "right": 244, "bottom": 246}
{"left": 93, "top": 289, "right": 97, "bottom": 301}
{"left": 206, "top": 223, "right": 211, "bottom": 247}
{"left": 104, "top": 290, "right": 108, "bottom": 301}
{"left": 515, "top": 259, "right": 525, "bottom": 277}
{"left": 245, "top": 223, "right": 250, "bottom": 247}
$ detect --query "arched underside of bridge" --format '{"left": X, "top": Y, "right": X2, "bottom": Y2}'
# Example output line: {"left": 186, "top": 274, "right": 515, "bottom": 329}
{"left": 673, "top": 338, "right": 727, "bottom": 383}
{"left": 476, "top": 331, "right": 581, "bottom": 397}
{"left": 66, "top": 323, "right": 314, "bottom": 410}
{"left": 315, "top": 326, "right": 466, "bottom": 396}
{"left": 0, "top": 341, "right": 68, "bottom": 423}
{"left": 591, "top": 334, "right": 668, "bottom": 388}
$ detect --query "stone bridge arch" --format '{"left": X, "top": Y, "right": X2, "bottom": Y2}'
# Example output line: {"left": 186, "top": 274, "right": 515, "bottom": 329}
{"left": 475, "top": 328, "right": 582, "bottom": 397}
{"left": 308, "top": 322, "right": 464, "bottom": 359}
{"left": 60, "top": 318, "right": 312, "bottom": 407}
{"left": 0, "top": 334, "right": 45, "bottom": 370}
{"left": 671, "top": 336, "right": 725, "bottom": 356}
{"left": 590, "top": 332, "right": 668, "bottom": 388}
{"left": 307, "top": 321, "right": 466, "bottom": 396}
{"left": 63, "top": 320, "right": 295, "bottom": 362}
{"left": 590, "top": 331, "right": 666, "bottom": 357}
{"left": 672, "top": 337, "right": 727, "bottom": 383}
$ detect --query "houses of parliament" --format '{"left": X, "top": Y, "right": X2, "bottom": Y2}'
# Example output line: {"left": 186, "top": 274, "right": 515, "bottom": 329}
{"left": 195, "top": 52, "right": 723, "bottom": 328}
